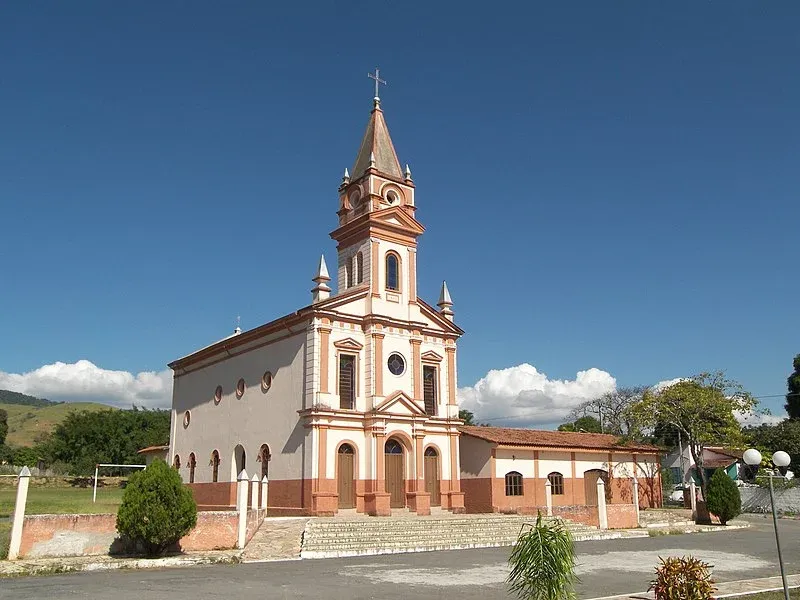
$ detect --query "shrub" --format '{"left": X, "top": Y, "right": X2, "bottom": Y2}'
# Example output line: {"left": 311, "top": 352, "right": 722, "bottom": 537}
{"left": 507, "top": 513, "right": 577, "bottom": 600}
{"left": 649, "top": 556, "right": 715, "bottom": 600}
{"left": 116, "top": 459, "right": 197, "bottom": 557}
{"left": 705, "top": 469, "right": 741, "bottom": 525}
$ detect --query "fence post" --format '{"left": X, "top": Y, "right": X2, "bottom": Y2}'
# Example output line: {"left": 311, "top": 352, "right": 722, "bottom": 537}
{"left": 632, "top": 477, "right": 641, "bottom": 528}
{"left": 545, "top": 479, "right": 553, "bottom": 517}
{"left": 8, "top": 466, "right": 31, "bottom": 560}
{"left": 237, "top": 469, "right": 249, "bottom": 549}
{"left": 250, "top": 473, "right": 259, "bottom": 511}
{"left": 261, "top": 476, "right": 269, "bottom": 511}
{"left": 689, "top": 480, "right": 697, "bottom": 522}
{"left": 597, "top": 477, "right": 608, "bottom": 530}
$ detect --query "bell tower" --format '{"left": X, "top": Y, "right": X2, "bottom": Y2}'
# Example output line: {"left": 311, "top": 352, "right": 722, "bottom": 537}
{"left": 330, "top": 73, "right": 424, "bottom": 314}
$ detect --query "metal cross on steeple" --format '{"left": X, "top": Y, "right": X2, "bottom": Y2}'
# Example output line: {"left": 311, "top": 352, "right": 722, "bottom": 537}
{"left": 368, "top": 67, "right": 387, "bottom": 99}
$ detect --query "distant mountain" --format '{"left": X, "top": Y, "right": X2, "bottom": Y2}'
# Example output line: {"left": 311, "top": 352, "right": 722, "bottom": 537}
{"left": 1, "top": 400, "right": 116, "bottom": 447}
{"left": 0, "top": 389, "right": 60, "bottom": 408}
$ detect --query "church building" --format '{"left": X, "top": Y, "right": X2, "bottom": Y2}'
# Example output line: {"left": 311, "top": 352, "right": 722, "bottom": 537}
{"left": 168, "top": 89, "right": 465, "bottom": 516}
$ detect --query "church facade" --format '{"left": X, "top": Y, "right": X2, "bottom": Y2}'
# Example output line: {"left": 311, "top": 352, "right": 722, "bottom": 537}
{"left": 168, "top": 94, "right": 465, "bottom": 516}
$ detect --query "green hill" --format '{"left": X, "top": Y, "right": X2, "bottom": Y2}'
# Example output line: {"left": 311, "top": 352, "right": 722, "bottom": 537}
{"left": 0, "top": 389, "right": 59, "bottom": 408}
{"left": 1, "top": 401, "right": 117, "bottom": 447}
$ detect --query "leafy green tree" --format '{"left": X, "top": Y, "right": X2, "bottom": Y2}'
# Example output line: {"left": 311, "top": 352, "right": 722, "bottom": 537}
{"left": 459, "top": 409, "right": 476, "bottom": 425}
{"left": 47, "top": 408, "right": 170, "bottom": 475}
{"left": 0, "top": 408, "right": 7, "bottom": 447}
{"left": 569, "top": 386, "right": 648, "bottom": 437}
{"left": 745, "top": 420, "right": 800, "bottom": 475}
{"left": 116, "top": 459, "right": 197, "bottom": 557}
{"left": 785, "top": 354, "right": 800, "bottom": 419}
{"left": 558, "top": 415, "right": 602, "bottom": 433}
{"left": 507, "top": 513, "right": 577, "bottom": 600}
{"left": 631, "top": 372, "right": 755, "bottom": 501}
{"left": 705, "top": 469, "right": 741, "bottom": 525}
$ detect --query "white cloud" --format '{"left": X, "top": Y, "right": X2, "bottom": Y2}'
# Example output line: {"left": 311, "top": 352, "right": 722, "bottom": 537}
{"left": 735, "top": 410, "right": 784, "bottom": 427}
{"left": 457, "top": 363, "right": 616, "bottom": 428}
{"left": 0, "top": 360, "right": 172, "bottom": 409}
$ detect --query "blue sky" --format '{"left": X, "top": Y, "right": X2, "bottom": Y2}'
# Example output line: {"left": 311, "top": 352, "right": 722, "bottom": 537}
{"left": 1, "top": 3, "right": 797, "bottom": 424}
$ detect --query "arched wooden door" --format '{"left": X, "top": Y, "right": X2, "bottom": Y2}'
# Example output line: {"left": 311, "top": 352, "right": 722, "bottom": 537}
{"left": 337, "top": 444, "right": 355, "bottom": 509}
{"left": 424, "top": 447, "right": 440, "bottom": 506}
{"left": 384, "top": 439, "right": 405, "bottom": 508}
{"left": 584, "top": 469, "right": 608, "bottom": 506}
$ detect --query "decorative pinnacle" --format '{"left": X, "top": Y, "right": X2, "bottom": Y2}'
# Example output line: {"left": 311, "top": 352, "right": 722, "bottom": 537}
{"left": 438, "top": 281, "right": 454, "bottom": 320}
{"left": 369, "top": 152, "right": 376, "bottom": 167}
{"left": 342, "top": 168, "right": 350, "bottom": 184}
{"left": 404, "top": 164, "right": 412, "bottom": 180}
{"left": 313, "top": 255, "right": 331, "bottom": 283}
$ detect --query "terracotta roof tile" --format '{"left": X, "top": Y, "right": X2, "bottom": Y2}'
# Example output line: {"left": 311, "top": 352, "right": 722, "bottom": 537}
{"left": 459, "top": 426, "right": 660, "bottom": 453}
{"left": 137, "top": 445, "right": 169, "bottom": 454}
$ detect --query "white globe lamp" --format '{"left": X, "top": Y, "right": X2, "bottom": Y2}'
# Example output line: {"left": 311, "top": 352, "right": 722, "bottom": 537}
{"left": 743, "top": 448, "right": 762, "bottom": 466}
{"left": 772, "top": 451, "right": 791, "bottom": 469}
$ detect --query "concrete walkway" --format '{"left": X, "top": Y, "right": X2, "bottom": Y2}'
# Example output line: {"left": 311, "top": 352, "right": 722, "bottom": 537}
{"left": 588, "top": 573, "right": 800, "bottom": 599}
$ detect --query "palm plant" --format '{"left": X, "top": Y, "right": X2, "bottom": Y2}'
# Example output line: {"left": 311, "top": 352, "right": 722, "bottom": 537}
{"left": 507, "top": 513, "right": 578, "bottom": 600}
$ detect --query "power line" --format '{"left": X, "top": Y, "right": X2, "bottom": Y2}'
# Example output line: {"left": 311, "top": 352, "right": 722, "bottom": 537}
{"left": 474, "top": 391, "right": 800, "bottom": 425}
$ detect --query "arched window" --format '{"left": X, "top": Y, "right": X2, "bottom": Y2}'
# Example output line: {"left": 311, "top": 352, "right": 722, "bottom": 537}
{"left": 356, "top": 252, "right": 364, "bottom": 284}
{"left": 505, "top": 471, "right": 523, "bottom": 496}
{"left": 345, "top": 259, "right": 353, "bottom": 288}
{"left": 548, "top": 472, "right": 564, "bottom": 495}
{"left": 259, "top": 444, "right": 271, "bottom": 479}
{"left": 188, "top": 453, "right": 196, "bottom": 484}
{"left": 385, "top": 439, "right": 403, "bottom": 454}
{"left": 211, "top": 450, "right": 220, "bottom": 483}
{"left": 385, "top": 252, "right": 400, "bottom": 291}
{"left": 424, "top": 447, "right": 438, "bottom": 457}
{"left": 173, "top": 454, "right": 181, "bottom": 470}
{"left": 339, "top": 443, "right": 354, "bottom": 455}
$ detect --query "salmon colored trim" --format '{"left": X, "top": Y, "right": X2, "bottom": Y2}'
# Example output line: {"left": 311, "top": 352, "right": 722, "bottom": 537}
{"left": 446, "top": 347, "right": 456, "bottom": 406}
{"left": 376, "top": 432, "right": 386, "bottom": 492}
{"left": 318, "top": 426, "right": 328, "bottom": 486}
{"left": 415, "top": 435, "right": 424, "bottom": 491}
{"left": 319, "top": 328, "right": 331, "bottom": 394}
{"left": 333, "top": 337, "right": 364, "bottom": 350}
{"left": 408, "top": 249, "right": 417, "bottom": 305}
{"left": 570, "top": 452, "right": 577, "bottom": 505}
{"left": 410, "top": 339, "right": 422, "bottom": 400}
{"left": 371, "top": 240, "right": 380, "bottom": 298}
{"left": 373, "top": 333, "right": 384, "bottom": 396}
{"left": 450, "top": 433, "right": 460, "bottom": 492}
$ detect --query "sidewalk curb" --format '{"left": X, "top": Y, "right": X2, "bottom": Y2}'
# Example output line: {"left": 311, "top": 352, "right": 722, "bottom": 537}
{"left": 0, "top": 551, "right": 242, "bottom": 578}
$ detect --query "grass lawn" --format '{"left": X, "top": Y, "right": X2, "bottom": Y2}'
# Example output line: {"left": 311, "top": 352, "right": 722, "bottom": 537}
{"left": 0, "top": 485, "right": 125, "bottom": 518}
{"left": 0, "top": 521, "right": 10, "bottom": 559}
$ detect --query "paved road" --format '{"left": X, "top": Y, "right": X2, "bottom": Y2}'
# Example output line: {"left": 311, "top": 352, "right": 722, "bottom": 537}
{"left": 1, "top": 515, "right": 797, "bottom": 600}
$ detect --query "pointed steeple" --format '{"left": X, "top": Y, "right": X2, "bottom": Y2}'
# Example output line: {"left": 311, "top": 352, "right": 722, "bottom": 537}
{"left": 312, "top": 255, "right": 332, "bottom": 303}
{"left": 438, "top": 281, "right": 454, "bottom": 321}
{"left": 351, "top": 100, "right": 403, "bottom": 180}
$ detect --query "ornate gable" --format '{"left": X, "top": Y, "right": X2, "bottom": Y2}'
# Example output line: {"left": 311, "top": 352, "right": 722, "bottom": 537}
{"left": 420, "top": 350, "right": 444, "bottom": 363}
{"left": 373, "top": 390, "right": 426, "bottom": 416}
{"left": 333, "top": 338, "right": 364, "bottom": 351}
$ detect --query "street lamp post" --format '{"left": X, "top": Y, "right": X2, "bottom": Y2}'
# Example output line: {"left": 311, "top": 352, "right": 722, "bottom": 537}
{"left": 743, "top": 448, "right": 791, "bottom": 600}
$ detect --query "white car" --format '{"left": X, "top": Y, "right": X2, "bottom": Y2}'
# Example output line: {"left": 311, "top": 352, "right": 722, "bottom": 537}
{"left": 668, "top": 486, "right": 687, "bottom": 503}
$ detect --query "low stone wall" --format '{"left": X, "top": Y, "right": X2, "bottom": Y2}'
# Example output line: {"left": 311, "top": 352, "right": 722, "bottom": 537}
{"left": 741, "top": 486, "right": 800, "bottom": 514}
{"left": 16, "top": 510, "right": 260, "bottom": 558}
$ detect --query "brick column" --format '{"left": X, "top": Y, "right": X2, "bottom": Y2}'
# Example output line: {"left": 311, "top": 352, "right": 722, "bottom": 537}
{"left": 372, "top": 333, "right": 384, "bottom": 397}
{"left": 410, "top": 339, "right": 422, "bottom": 400}
{"left": 319, "top": 327, "right": 331, "bottom": 394}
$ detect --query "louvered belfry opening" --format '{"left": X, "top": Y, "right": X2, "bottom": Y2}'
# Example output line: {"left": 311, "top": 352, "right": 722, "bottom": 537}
{"left": 339, "top": 354, "right": 355, "bottom": 409}
{"left": 423, "top": 365, "right": 437, "bottom": 416}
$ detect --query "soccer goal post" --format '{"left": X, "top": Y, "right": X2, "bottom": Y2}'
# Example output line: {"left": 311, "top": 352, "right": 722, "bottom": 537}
{"left": 93, "top": 463, "right": 147, "bottom": 503}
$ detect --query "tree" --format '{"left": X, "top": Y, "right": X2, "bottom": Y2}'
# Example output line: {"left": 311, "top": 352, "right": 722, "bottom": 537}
{"left": 558, "top": 415, "right": 602, "bottom": 433}
{"left": 46, "top": 408, "right": 170, "bottom": 475}
{"left": 745, "top": 420, "right": 800, "bottom": 475}
{"left": 631, "top": 372, "right": 755, "bottom": 503}
{"left": 0, "top": 408, "right": 7, "bottom": 447}
{"left": 116, "top": 459, "right": 197, "bottom": 556}
{"left": 507, "top": 513, "right": 577, "bottom": 600}
{"left": 705, "top": 469, "right": 741, "bottom": 525}
{"left": 569, "top": 386, "right": 648, "bottom": 437}
{"left": 785, "top": 354, "right": 800, "bottom": 419}
{"left": 459, "top": 409, "right": 476, "bottom": 425}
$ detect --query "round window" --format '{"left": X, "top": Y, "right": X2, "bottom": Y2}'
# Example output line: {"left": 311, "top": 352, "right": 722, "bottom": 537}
{"left": 236, "top": 378, "right": 246, "bottom": 398}
{"left": 262, "top": 371, "right": 273, "bottom": 392}
{"left": 386, "top": 191, "right": 398, "bottom": 205}
{"left": 387, "top": 353, "right": 406, "bottom": 376}
{"left": 183, "top": 411, "right": 191, "bottom": 428}
{"left": 214, "top": 385, "right": 223, "bottom": 405}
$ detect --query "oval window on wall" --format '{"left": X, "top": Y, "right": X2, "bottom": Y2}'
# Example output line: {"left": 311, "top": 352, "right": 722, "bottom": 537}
{"left": 236, "top": 378, "right": 246, "bottom": 398}
{"left": 387, "top": 353, "right": 406, "bottom": 376}
{"left": 214, "top": 386, "right": 223, "bottom": 405}
{"left": 183, "top": 410, "right": 191, "bottom": 428}
{"left": 262, "top": 371, "right": 273, "bottom": 392}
